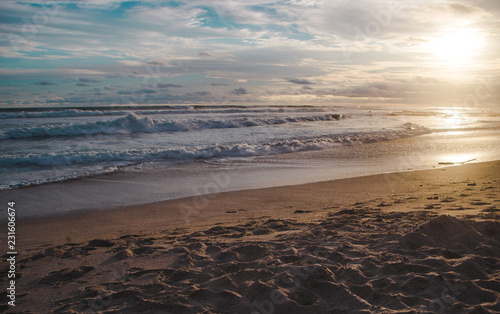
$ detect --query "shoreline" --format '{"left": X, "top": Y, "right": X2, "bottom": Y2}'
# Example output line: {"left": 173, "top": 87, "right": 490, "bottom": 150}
{"left": 3, "top": 127, "right": 500, "bottom": 219}
{"left": 9, "top": 160, "right": 499, "bottom": 249}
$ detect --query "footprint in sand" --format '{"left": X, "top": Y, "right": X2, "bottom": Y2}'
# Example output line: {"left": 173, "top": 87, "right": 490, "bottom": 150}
{"left": 470, "top": 201, "right": 491, "bottom": 206}
{"left": 481, "top": 206, "right": 499, "bottom": 213}
{"left": 37, "top": 266, "right": 94, "bottom": 285}
{"left": 445, "top": 206, "right": 473, "bottom": 211}
{"left": 424, "top": 204, "right": 441, "bottom": 210}
{"left": 114, "top": 249, "right": 134, "bottom": 260}
{"left": 440, "top": 198, "right": 456, "bottom": 203}
{"left": 87, "top": 239, "right": 115, "bottom": 248}
{"left": 294, "top": 210, "right": 312, "bottom": 214}
{"left": 377, "top": 202, "right": 392, "bottom": 207}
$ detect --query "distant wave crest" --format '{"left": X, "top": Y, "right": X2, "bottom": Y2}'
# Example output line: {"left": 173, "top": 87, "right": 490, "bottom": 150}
{"left": 0, "top": 113, "right": 344, "bottom": 139}
{"left": 0, "top": 109, "right": 127, "bottom": 119}
{"left": 0, "top": 106, "right": 329, "bottom": 119}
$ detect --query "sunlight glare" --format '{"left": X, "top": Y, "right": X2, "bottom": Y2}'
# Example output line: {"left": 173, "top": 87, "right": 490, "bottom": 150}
{"left": 438, "top": 154, "right": 477, "bottom": 165}
{"left": 440, "top": 109, "right": 470, "bottom": 129}
{"left": 430, "top": 27, "right": 484, "bottom": 64}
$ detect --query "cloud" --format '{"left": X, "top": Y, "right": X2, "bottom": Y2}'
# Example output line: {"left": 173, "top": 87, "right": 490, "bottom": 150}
{"left": 186, "top": 91, "right": 211, "bottom": 96}
{"left": 117, "top": 89, "right": 157, "bottom": 95}
{"left": 199, "top": 51, "right": 214, "bottom": 57}
{"left": 414, "top": 76, "right": 443, "bottom": 84}
{"left": 407, "top": 37, "right": 427, "bottom": 43}
{"left": 1, "top": 1, "right": 499, "bottom": 107}
{"left": 156, "top": 83, "right": 183, "bottom": 88}
{"left": 449, "top": 3, "right": 479, "bottom": 15}
{"left": 79, "top": 78, "right": 100, "bottom": 83}
{"left": 232, "top": 87, "right": 248, "bottom": 95}
{"left": 286, "top": 78, "right": 314, "bottom": 84}
{"left": 35, "top": 81, "right": 56, "bottom": 86}
{"left": 145, "top": 61, "right": 166, "bottom": 66}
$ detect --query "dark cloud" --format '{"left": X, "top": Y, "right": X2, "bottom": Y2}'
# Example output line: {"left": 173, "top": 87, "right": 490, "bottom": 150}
{"left": 232, "top": 87, "right": 248, "bottom": 95}
{"left": 199, "top": 51, "right": 214, "bottom": 57}
{"left": 117, "top": 89, "right": 157, "bottom": 95}
{"left": 35, "top": 81, "right": 56, "bottom": 86}
{"left": 211, "top": 83, "right": 230, "bottom": 86}
{"left": 105, "top": 73, "right": 122, "bottom": 79}
{"left": 186, "top": 91, "right": 211, "bottom": 96}
{"left": 302, "top": 86, "right": 314, "bottom": 90}
{"left": 79, "top": 78, "right": 100, "bottom": 83}
{"left": 75, "top": 82, "right": 90, "bottom": 87}
{"left": 157, "top": 83, "right": 183, "bottom": 88}
{"left": 145, "top": 60, "right": 165, "bottom": 66}
{"left": 286, "top": 78, "right": 313, "bottom": 85}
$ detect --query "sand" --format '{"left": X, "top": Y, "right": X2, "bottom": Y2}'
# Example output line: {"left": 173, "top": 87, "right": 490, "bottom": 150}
{"left": 1, "top": 161, "right": 499, "bottom": 313}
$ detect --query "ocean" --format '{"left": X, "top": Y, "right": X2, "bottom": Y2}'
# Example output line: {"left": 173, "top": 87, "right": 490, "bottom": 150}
{"left": 1, "top": 104, "right": 499, "bottom": 217}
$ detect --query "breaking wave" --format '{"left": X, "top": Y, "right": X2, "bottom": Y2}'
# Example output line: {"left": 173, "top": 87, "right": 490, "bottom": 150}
{"left": 0, "top": 106, "right": 330, "bottom": 119}
{"left": 0, "top": 113, "right": 344, "bottom": 140}
{"left": 0, "top": 124, "right": 429, "bottom": 169}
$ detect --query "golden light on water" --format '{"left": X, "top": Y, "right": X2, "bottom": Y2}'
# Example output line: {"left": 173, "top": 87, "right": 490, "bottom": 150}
{"left": 440, "top": 108, "right": 472, "bottom": 129}
{"left": 438, "top": 153, "right": 477, "bottom": 165}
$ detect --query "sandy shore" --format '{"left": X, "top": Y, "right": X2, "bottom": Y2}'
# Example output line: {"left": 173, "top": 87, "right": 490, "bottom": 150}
{"left": 1, "top": 161, "right": 499, "bottom": 313}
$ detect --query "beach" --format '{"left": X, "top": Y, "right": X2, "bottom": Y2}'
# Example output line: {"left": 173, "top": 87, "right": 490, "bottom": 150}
{"left": 2, "top": 1, "right": 500, "bottom": 313}
{"left": 2, "top": 160, "right": 499, "bottom": 313}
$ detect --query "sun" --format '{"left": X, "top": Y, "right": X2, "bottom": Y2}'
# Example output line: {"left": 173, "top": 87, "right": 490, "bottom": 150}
{"left": 430, "top": 27, "right": 484, "bottom": 64}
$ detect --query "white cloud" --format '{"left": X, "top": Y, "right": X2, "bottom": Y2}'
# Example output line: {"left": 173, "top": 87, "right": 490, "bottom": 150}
{"left": 1, "top": 0, "right": 499, "bottom": 106}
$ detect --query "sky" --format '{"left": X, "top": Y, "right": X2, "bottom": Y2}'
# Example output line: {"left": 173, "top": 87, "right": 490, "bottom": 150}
{"left": 0, "top": 0, "right": 499, "bottom": 108}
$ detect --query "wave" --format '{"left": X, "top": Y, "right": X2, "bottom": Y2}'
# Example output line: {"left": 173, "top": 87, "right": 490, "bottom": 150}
{"left": 0, "top": 124, "right": 429, "bottom": 169}
{"left": 0, "top": 109, "right": 128, "bottom": 119}
{"left": 0, "top": 113, "right": 344, "bottom": 139}
{"left": 0, "top": 106, "right": 331, "bottom": 119}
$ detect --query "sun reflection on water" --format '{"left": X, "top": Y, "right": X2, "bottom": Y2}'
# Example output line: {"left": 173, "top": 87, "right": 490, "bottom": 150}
{"left": 438, "top": 153, "right": 477, "bottom": 165}
{"left": 439, "top": 109, "right": 474, "bottom": 129}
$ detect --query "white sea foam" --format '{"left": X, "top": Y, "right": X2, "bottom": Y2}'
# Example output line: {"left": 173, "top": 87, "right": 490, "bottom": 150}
{"left": 0, "top": 123, "right": 428, "bottom": 170}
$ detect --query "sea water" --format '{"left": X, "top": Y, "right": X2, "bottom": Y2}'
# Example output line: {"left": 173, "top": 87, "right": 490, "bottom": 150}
{"left": 0, "top": 105, "right": 499, "bottom": 217}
